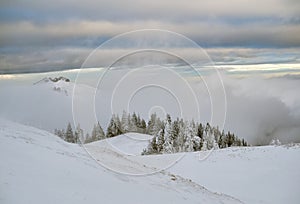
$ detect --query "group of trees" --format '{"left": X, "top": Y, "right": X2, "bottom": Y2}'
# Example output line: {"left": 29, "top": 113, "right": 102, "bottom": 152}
{"left": 54, "top": 111, "right": 148, "bottom": 144}
{"left": 54, "top": 111, "right": 248, "bottom": 155}
{"left": 142, "top": 114, "right": 248, "bottom": 155}
{"left": 106, "top": 111, "right": 147, "bottom": 137}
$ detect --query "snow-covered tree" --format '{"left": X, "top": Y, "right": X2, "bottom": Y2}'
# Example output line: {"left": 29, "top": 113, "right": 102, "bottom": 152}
{"left": 163, "top": 114, "right": 173, "bottom": 153}
{"left": 74, "top": 123, "right": 83, "bottom": 144}
{"left": 183, "top": 121, "right": 196, "bottom": 152}
{"left": 106, "top": 114, "right": 122, "bottom": 138}
{"left": 121, "top": 111, "right": 130, "bottom": 133}
{"left": 157, "top": 128, "right": 165, "bottom": 153}
{"left": 54, "top": 128, "right": 65, "bottom": 140}
{"left": 270, "top": 138, "right": 281, "bottom": 146}
{"left": 65, "top": 122, "right": 75, "bottom": 143}
{"left": 130, "top": 112, "right": 138, "bottom": 132}
{"left": 91, "top": 122, "right": 105, "bottom": 141}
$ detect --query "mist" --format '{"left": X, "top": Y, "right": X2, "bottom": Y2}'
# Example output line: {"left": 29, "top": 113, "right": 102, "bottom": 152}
{"left": 0, "top": 66, "right": 299, "bottom": 146}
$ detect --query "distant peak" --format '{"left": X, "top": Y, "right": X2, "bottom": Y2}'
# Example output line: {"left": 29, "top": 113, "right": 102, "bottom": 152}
{"left": 33, "top": 76, "right": 70, "bottom": 85}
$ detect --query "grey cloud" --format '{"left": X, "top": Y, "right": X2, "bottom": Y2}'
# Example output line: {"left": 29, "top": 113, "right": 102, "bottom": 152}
{"left": 1, "top": 0, "right": 300, "bottom": 73}
{"left": 1, "top": 0, "right": 299, "bottom": 23}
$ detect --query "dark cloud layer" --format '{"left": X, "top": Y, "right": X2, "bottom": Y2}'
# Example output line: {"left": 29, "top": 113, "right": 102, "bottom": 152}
{"left": 0, "top": 0, "right": 300, "bottom": 73}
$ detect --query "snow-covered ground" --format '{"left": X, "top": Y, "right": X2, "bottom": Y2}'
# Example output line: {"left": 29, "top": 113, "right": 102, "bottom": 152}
{"left": 86, "top": 133, "right": 300, "bottom": 204}
{"left": 169, "top": 145, "right": 300, "bottom": 204}
{"left": 0, "top": 119, "right": 242, "bottom": 204}
{"left": 1, "top": 119, "right": 299, "bottom": 204}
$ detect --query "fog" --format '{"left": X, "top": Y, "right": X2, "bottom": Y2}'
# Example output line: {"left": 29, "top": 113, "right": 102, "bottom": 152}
{"left": 0, "top": 67, "right": 299, "bottom": 145}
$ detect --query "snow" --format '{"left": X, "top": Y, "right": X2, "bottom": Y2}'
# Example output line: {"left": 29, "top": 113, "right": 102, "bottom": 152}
{"left": 169, "top": 145, "right": 300, "bottom": 204}
{"left": 96, "top": 133, "right": 152, "bottom": 156}
{"left": 86, "top": 131, "right": 300, "bottom": 203}
{"left": 1, "top": 117, "right": 299, "bottom": 204}
{"left": 0, "top": 119, "right": 241, "bottom": 204}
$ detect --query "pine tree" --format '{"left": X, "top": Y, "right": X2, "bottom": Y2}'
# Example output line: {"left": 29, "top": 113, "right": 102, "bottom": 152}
{"left": 84, "top": 133, "right": 91, "bottom": 143}
{"left": 184, "top": 121, "right": 195, "bottom": 152}
{"left": 143, "top": 136, "right": 158, "bottom": 155}
{"left": 130, "top": 112, "right": 138, "bottom": 132}
{"left": 91, "top": 124, "right": 98, "bottom": 142}
{"left": 96, "top": 122, "right": 105, "bottom": 140}
{"left": 121, "top": 111, "right": 130, "bottom": 133}
{"left": 94, "top": 122, "right": 105, "bottom": 140}
{"left": 106, "top": 117, "right": 115, "bottom": 138}
{"left": 157, "top": 128, "right": 165, "bottom": 153}
{"left": 140, "top": 119, "right": 147, "bottom": 133}
{"left": 163, "top": 114, "right": 173, "bottom": 153}
{"left": 176, "top": 120, "right": 186, "bottom": 152}
{"left": 65, "top": 122, "right": 75, "bottom": 143}
{"left": 74, "top": 123, "right": 83, "bottom": 144}
{"left": 171, "top": 119, "right": 180, "bottom": 151}
{"left": 146, "top": 113, "right": 156, "bottom": 134}
{"left": 106, "top": 114, "right": 122, "bottom": 138}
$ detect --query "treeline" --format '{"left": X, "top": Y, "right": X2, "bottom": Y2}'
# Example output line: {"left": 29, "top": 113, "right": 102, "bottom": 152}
{"left": 142, "top": 114, "right": 248, "bottom": 155}
{"left": 54, "top": 111, "right": 248, "bottom": 154}
{"left": 54, "top": 111, "right": 149, "bottom": 144}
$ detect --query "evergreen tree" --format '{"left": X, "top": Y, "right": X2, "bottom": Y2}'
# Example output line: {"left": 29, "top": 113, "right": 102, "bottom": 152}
{"left": 121, "top": 111, "right": 130, "bottom": 133}
{"left": 176, "top": 120, "right": 185, "bottom": 152}
{"left": 171, "top": 119, "right": 180, "bottom": 151}
{"left": 98, "top": 122, "right": 105, "bottom": 140}
{"left": 163, "top": 114, "right": 173, "bottom": 153}
{"left": 106, "top": 114, "right": 122, "bottom": 138}
{"left": 84, "top": 133, "right": 92, "bottom": 143}
{"left": 93, "top": 122, "right": 105, "bottom": 140}
{"left": 130, "top": 112, "right": 138, "bottom": 132}
{"left": 184, "top": 121, "right": 195, "bottom": 152}
{"left": 74, "top": 123, "right": 83, "bottom": 144}
{"left": 140, "top": 119, "right": 147, "bottom": 133}
{"left": 65, "top": 122, "right": 75, "bottom": 143}
{"left": 156, "top": 128, "right": 165, "bottom": 153}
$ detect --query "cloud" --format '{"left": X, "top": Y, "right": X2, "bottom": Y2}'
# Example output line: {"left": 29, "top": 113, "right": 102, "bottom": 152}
{"left": 1, "top": 0, "right": 299, "bottom": 22}
{"left": 221, "top": 75, "right": 300, "bottom": 144}
{"left": 0, "top": 0, "right": 300, "bottom": 73}
{"left": 0, "top": 66, "right": 299, "bottom": 145}
{"left": 1, "top": 20, "right": 300, "bottom": 48}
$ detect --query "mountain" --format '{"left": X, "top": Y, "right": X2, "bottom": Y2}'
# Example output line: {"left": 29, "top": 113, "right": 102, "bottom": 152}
{"left": 33, "top": 76, "right": 72, "bottom": 96}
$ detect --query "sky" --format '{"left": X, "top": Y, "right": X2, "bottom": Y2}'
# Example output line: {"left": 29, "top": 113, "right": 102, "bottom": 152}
{"left": 0, "top": 0, "right": 300, "bottom": 145}
{"left": 0, "top": 0, "right": 300, "bottom": 74}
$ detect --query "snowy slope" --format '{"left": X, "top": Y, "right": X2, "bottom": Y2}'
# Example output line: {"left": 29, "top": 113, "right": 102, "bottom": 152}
{"left": 86, "top": 133, "right": 300, "bottom": 204}
{"left": 169, "top": 145, "right": 300, "bottom": 204}
{"left": 0, "top": 119, "right": 241, "bottom": 204}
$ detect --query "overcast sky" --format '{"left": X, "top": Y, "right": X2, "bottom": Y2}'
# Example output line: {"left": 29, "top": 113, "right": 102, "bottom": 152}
{"left": 0, "top": 0, "right": 300, "bottom": 74}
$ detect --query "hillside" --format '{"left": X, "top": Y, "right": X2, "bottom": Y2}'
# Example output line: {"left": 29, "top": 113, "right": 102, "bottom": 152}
{"left": 0, "top": 119, "right": 241, "bottom": 204}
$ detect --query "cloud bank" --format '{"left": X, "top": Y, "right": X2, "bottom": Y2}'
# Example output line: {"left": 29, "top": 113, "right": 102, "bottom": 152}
{"left": 0, "top": 0, "right": 300, "bottom": 73}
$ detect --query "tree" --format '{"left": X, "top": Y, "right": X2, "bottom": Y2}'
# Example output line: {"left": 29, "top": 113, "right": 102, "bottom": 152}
{"left": 96, "top": 122, "right": 105, "bottom": 140}
{"left": 140, "top": 119, "right": 147, "bottom": 133}
{"left": 75, "top": 123, "right": 83, "bottom": 144}
{"left": 163, "top": 114, "right": 173, "bottom": 153}
{"left": 171, "top": 119, "right": 180, "bottom": 151}
{"left": 121, "top": 111, "right": 130, "bottom": 133}
{"left": 143, "top": 136, "right": 158, "bottom": 155}
{"left": 65, "top": 122, "right": 75, "bottom": 143}
{"left": 54, "top": 128, "right": 65, "bottom": 140}
{"left": 184, "top": 121, "right": 195, "bottom": 152}
{"left": 176, "top": 120, "right": 186, "bottom": 152}
{"left": 106, "top": 114, "right": 122, "bottom": 138}
{"left": 92, "top": 122, "right": 105, "bottom": 141}
{"left": 157, "top": 128, "right": 165, "bottom": 153}
{"left": 130, "top": 112, "right": 138, "bottom": 132}
{"left": 270, "top": 138, "right": 281, "bottom": 146}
